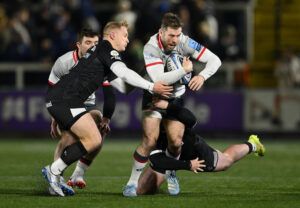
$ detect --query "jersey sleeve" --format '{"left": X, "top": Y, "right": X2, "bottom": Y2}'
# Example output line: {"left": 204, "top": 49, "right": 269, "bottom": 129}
{"left": 181, "top": 34, "right": 203, "bottom": 56}
{"left": 99, "top": 43, "right": 124, "bottom": 68}
{"left": 48, "top": 58, "right": 66, "bottom": 85}
{"left": 149, "top": 151, "right": 191, "bottom": 173}
{"left": 182, "top": 35, "right": 221, "bottom": 80}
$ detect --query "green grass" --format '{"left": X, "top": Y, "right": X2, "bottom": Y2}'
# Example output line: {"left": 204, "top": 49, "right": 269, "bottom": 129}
{"left": 0, "top": 138, "right": 299, "bottom": 208}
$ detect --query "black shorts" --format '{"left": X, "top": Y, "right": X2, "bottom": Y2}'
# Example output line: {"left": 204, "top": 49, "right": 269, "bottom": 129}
{"left": 85, "top": 104, "right": 99, "bottom": 112}
{"left": 180, "top": 130, "right": 218, "bottom": 172}
{"left": 142, "top": 90, "right": 184, "bottom": 120}
{"left": 46, "top": 100, "right": 89, "bottom": 130}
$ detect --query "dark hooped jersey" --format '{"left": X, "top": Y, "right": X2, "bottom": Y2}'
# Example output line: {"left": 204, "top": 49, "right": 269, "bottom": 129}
{"left": 46, "top": 40, "right": 122, "bottom": 103}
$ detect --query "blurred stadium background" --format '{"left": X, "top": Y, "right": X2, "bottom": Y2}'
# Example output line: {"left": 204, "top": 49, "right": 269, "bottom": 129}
{"left": 1, "top": 0, "right": 300, "bottom": 138}
{"left": 0, "top": 0, "right": 300, "bottom": 207}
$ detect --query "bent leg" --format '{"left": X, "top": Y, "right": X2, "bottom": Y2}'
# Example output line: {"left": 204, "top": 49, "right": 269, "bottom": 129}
{"left": 163, "top": 120, "right": 185, "bottom": 156}
{"left": 137, "top": 167, "right": 165, "bottom": 195}
{"left": 71, "top": 113, "right": 102, "bottom": 152}
{"left": 136, "top": 116, "right": 161, "bottom": 156}
{"left": 123, "top": 114, "right": 161, "bottom": 197}
{"left": 54, "top": 131, "right": 77, "bottom": 161}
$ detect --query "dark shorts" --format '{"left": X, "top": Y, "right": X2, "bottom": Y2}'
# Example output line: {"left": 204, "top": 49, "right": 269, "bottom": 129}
{"left": 142, "top": 90, "right": 184, "bottom": 120}
{"left": 157, "top": 129, "right": 218, "bottom": 172}
{"left": 192, "top": 134, "right": 218, "bottom": 172}
{"left": 46, "top": 100, "right": 89, "bottom": 130}
{"left": 85, "top": 104, "right": 99, "bottom": 112}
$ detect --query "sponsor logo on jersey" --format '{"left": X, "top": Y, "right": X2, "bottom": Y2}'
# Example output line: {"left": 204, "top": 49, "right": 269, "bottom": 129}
{"left": 188, "top": 38, "right": 202, "bottom": 51}
{"left": 110, "top": 50, "right": 121, "bottom": 60}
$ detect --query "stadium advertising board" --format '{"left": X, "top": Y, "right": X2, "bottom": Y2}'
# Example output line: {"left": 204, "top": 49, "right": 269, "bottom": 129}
{"left": 244, "top": 90, "right": 300, "bottom": 131}
{"left": 0, "top": 90, "right": 243, "bottom": 133}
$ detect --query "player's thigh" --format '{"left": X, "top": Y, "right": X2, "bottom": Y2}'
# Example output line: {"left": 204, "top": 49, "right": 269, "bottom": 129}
{"left": 163, "top": 120, "right": 185, "bottom": 144}
{"left": 142, "top": 112, "right": 161, "bottom": 140}
{"left": 70, "top": 113, "right": 102, "bottom": 147}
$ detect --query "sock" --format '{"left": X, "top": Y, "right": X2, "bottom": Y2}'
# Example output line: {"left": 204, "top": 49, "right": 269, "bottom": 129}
{"left": 50, "top": 158, "right": 68, "bottom": 175}
{"left": 245, "top": 141, "right": 256, "bottom": 154}
{"left": 126, "top": 150, "right": 148, "bottom": 186}
{"left": 71, "top": 159, "right": 90, "bottom": 179}
{"left": 60, "top": 142, "right": 88, "bottom": 165}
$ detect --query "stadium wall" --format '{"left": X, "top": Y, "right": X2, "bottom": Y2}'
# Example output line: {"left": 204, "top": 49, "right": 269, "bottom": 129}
{"left": 1, "top": 89, "right": 299, "bottom": 137}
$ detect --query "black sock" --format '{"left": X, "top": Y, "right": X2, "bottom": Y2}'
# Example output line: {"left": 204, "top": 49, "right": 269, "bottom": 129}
{"left": 244, "top": 142, "right": 253, "bottom": 154}
{"left": 61, "top": 142, "right": 88, "bottom": 165}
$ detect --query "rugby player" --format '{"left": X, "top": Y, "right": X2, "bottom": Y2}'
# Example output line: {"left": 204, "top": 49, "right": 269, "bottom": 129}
{"left": 47, "top": 28, "right": 119, "bottom": 196}
{"left": 123, "top": 12, "right": 221, "bottom": 197}
{"left": 136, "top": 99, "right": 266, "bottom": 195}
{"left": 42, "top": 20, "right": 173, "bottom": 197}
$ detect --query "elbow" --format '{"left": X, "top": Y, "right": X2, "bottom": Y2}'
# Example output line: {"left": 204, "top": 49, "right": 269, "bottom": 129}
{"left": 215, "top": 56, "right": 222, "bottom": 69}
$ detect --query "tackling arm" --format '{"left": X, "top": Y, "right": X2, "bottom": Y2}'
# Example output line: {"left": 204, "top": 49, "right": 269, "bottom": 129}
{"left": 110, "top": 61, "right": 154, "bottom": 91}
{"left": 149, "top": 151, "right": 191, "bottom": 173}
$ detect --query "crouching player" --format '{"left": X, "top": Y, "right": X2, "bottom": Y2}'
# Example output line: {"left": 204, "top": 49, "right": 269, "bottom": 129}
{"left": 136, "top": 99, "right": 265, "bottom": 195}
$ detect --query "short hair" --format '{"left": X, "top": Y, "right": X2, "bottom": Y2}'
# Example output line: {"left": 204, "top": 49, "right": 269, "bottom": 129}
{"left": 77, "top": 28, "right": 99, "bottom": 42}
{"left": 103, "top": 21, "right": 129, "bottom": 36}
{"left": 161, "top": 12, "right": 183, "bottom": 30}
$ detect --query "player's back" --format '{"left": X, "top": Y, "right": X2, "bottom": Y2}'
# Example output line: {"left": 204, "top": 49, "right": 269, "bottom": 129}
{"left": 48, "top": 50, "right": 78, "bottom": 85}
{"left": 46, "top": 41, "right": 113, "bottom": 103}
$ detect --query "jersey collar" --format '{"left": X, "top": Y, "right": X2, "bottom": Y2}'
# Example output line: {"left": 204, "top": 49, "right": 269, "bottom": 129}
{"left": 156, "top": 34, "right": 165, "bottom": 52}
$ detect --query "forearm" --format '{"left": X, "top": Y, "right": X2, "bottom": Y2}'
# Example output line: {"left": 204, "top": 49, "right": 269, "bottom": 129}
{"left": 149, "top": 151, "right": 191, "bottom": 173}
{"left": 166, "top": 104, "right": 197, "bottom": 128}
{"left": 111, "top": 61, "right": 154, "bottom": 91}
{"left": 148, "top": 69, "right": 185, "bottom": 85}
{"left": 110, "top": 78, "right": 134, "bottom": 94}
{"left": 195, "top": 48, "right": 221, "bottom": 80}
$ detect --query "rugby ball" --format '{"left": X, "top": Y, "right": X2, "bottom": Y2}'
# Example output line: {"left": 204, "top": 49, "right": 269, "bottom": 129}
{"left": 166, "top": 52, "right": 192, "bottom": 85}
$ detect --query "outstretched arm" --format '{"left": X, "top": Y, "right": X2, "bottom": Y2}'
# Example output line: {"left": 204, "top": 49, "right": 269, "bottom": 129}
{"left": 149, "top": 150, "right": 205, "bottom": 173}
{"left": 110, "top": 61, "right": 173, "bottom": 97}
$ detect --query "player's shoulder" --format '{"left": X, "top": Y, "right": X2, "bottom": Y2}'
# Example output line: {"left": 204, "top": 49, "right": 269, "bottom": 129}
{"left": 144, "top": 34, "right": 160, "bottom": 51}
{"left": 144, "top": 34, "right": 161, "bottom": 58}
{"left": 97, "top": 40, "right": 122, "bottom": 62}
{"left": 57, "top": 50, "right": 77, "bottom": 65}
{"left": 97, "top": 40, "right": 113, "bottom": 51}
{"left": 178, "top": 33, "right": 202, "bottom": 54}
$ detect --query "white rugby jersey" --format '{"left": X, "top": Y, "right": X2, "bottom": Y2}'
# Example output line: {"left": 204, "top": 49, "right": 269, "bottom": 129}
{"left": 48, "top": 50, "right": 97, "bottom": 105}
{"left": 143, "top": 33, "right": 221, "bottom": 98}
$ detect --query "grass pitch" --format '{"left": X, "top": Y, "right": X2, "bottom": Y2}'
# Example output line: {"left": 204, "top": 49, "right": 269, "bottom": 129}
{"left": 0, "top": 138, "right": 299, "bottom": 208}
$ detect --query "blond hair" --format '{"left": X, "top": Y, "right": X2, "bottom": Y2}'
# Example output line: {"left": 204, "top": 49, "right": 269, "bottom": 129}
{"left": 103, "top": 21, "right": 129, "bottom": 37}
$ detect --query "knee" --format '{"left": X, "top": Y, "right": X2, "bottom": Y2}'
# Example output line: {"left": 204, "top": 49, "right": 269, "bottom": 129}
{"left": 168, "top": 136, "right": 183, "bottom": 149}
{"left": 81, "top": 134, "right": 102, "bottom": 152}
